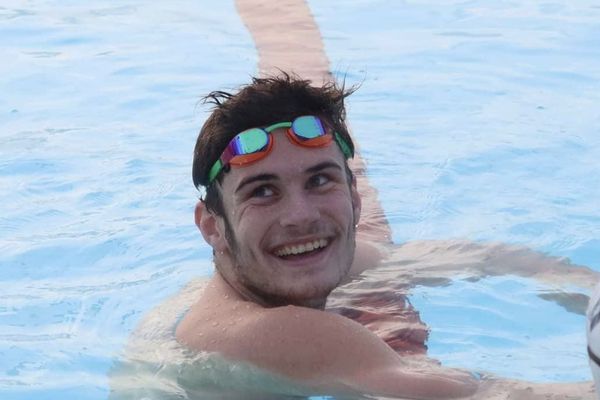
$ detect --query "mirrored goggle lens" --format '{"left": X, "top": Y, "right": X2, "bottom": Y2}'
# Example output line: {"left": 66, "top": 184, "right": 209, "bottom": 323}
{"left": 231, "top": 128, "right": 269, "bottom": 155}
{"left": 292, "top": 116, "right": 326, "bottom": 140}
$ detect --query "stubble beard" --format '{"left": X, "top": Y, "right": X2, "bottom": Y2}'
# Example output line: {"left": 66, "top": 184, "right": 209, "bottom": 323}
{"left": 219, "top": 209, "right": 357, "bottom": 309}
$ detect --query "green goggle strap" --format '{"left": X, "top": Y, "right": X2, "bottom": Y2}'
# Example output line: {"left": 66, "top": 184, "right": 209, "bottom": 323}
{"left": 208, "top": 159, "right": 224, "bottom": 183}
{"left": 334, "top": 132, "right": 353, "bottom": 159}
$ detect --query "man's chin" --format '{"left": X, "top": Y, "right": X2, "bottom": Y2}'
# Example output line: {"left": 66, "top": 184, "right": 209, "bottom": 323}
{"left": 250, "top": 281, "right": 336, "bottom": 309}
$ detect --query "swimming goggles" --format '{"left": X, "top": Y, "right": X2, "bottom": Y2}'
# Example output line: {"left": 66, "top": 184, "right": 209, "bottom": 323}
{"left": 207, "top": 115, "right": 353, "bottom": 183}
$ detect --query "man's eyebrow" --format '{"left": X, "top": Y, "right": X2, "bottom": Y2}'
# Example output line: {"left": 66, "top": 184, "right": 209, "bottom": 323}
{"left": 305, "top": 161, "right": 343, "bottom": 174}
{"left": 235, "top": 173, "right": 279, "bottom": 194}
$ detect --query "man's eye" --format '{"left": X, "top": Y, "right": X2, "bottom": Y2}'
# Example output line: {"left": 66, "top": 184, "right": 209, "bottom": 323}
{"left": 308, "top": 174, "right": 330, "bottom": 188}
{"left": 250, "top": 185, "right": 275, "bottom": 198}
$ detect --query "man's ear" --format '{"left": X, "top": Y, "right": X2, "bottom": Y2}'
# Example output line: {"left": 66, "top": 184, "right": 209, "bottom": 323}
{"left": 350, "top": 174, "right": 362, "bottom": 227}
{"left": 195, "top": 201, "right": 227, "bottom": 252}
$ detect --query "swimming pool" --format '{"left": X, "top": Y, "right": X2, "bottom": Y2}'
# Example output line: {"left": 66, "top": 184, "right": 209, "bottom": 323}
{"left": 2, "top": 1, "right": 599, "bottom": 399}
{"left": 310, "top": 0, "right": 600, "bottom": 382}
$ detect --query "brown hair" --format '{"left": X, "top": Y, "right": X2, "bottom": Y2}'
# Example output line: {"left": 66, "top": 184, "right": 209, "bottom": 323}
{"left": 192, "top": 73, "right": 357, "bottom": 215}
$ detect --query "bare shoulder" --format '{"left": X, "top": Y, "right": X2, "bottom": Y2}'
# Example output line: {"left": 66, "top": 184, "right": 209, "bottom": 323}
{"left": 110, "top": 279, "right": 204, "bottom": 351}
{"left": 176, "top": 297, "right": 395, "bottom": 381}
{"left": 175, "top": 289, "right": 477, "bottom": 399}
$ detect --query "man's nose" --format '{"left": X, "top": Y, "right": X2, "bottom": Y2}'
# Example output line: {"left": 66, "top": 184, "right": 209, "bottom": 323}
{"left": 279, "top": 191, "right": 321, "bottom": 228}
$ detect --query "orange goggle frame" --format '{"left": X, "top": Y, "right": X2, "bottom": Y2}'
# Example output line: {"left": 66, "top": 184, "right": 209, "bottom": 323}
{"left": 207, "top": 115, "right": 353, "bottom": 183}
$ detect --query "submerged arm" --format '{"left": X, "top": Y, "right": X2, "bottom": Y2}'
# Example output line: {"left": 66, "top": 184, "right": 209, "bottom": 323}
{"left": 385, "top": 239, "right": 599, "bottom": 290}
{"left": 178, "top": 304, "right": 477, "bottom": 399}
{"left": 378, "top": 239, "right": 598, "bottom": 315}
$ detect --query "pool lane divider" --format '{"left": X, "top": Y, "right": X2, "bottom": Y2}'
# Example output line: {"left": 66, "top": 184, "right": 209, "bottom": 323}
{"left": 235, "top": 0, "right": 392, "bottom": 244}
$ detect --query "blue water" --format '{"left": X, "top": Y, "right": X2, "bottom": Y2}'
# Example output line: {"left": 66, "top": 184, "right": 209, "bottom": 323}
{"left": 2, "top": 0, "right": 599, "bottom": 398}
{"left": 1, "top": 1, "right": 254, "bottom": 399}
{"left": 312, "top": 1, "right": 600, "bottom": 257}
{"left": 310, "top": 0, "right": 600, "bottom": 382}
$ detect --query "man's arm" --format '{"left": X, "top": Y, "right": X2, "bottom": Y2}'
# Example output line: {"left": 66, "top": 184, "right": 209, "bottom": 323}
{"left": 356, "top": 239, "right": 596, "bottom": 321}
{"left": 178, "top": 303, "right": 477, "bottom": 399}
{"left": 383, "top": 239, "right": 599, "bottom": 290}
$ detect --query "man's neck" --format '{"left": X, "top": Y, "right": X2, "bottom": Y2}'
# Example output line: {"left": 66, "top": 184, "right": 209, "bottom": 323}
{"left": 213, "top": 271, "right": 328, "bottom": 310}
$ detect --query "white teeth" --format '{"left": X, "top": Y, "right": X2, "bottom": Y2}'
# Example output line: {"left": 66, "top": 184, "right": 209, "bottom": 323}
{"left": 275, "top": 239, "right": 329, "bottom": 257}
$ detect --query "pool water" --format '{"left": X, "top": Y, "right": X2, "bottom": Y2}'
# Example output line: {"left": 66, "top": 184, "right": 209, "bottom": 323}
{"left": 2, "top": 0, "right": 599, "bottom": 399}
{"left": 309, "top": 0, "right": 600, "bottom": 382}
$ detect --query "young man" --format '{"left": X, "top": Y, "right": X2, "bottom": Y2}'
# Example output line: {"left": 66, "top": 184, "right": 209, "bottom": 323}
{"left": 110, "top": 73, "right": 597, "bottom": 400}
{"left": 175, "top": 74, "right": 479, "bottom": 399}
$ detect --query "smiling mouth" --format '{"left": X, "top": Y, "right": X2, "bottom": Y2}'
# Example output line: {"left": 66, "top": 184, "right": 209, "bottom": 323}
{"left": 274, "top": 238, "right": 329, "bottom": 258}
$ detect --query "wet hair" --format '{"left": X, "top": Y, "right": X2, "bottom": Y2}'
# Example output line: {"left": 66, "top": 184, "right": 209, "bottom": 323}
{"left": 192, "top": 73, "right": 357, "bottom": 216}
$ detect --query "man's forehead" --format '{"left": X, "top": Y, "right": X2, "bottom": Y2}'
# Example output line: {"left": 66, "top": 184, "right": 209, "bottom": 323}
{"left": 227, "top": 154, "right": 344, "bottom": 187}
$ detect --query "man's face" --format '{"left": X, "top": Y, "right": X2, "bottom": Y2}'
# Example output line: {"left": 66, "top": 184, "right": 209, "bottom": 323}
{"left": 213, "top": 127, "right": 360, "bottom": 307}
